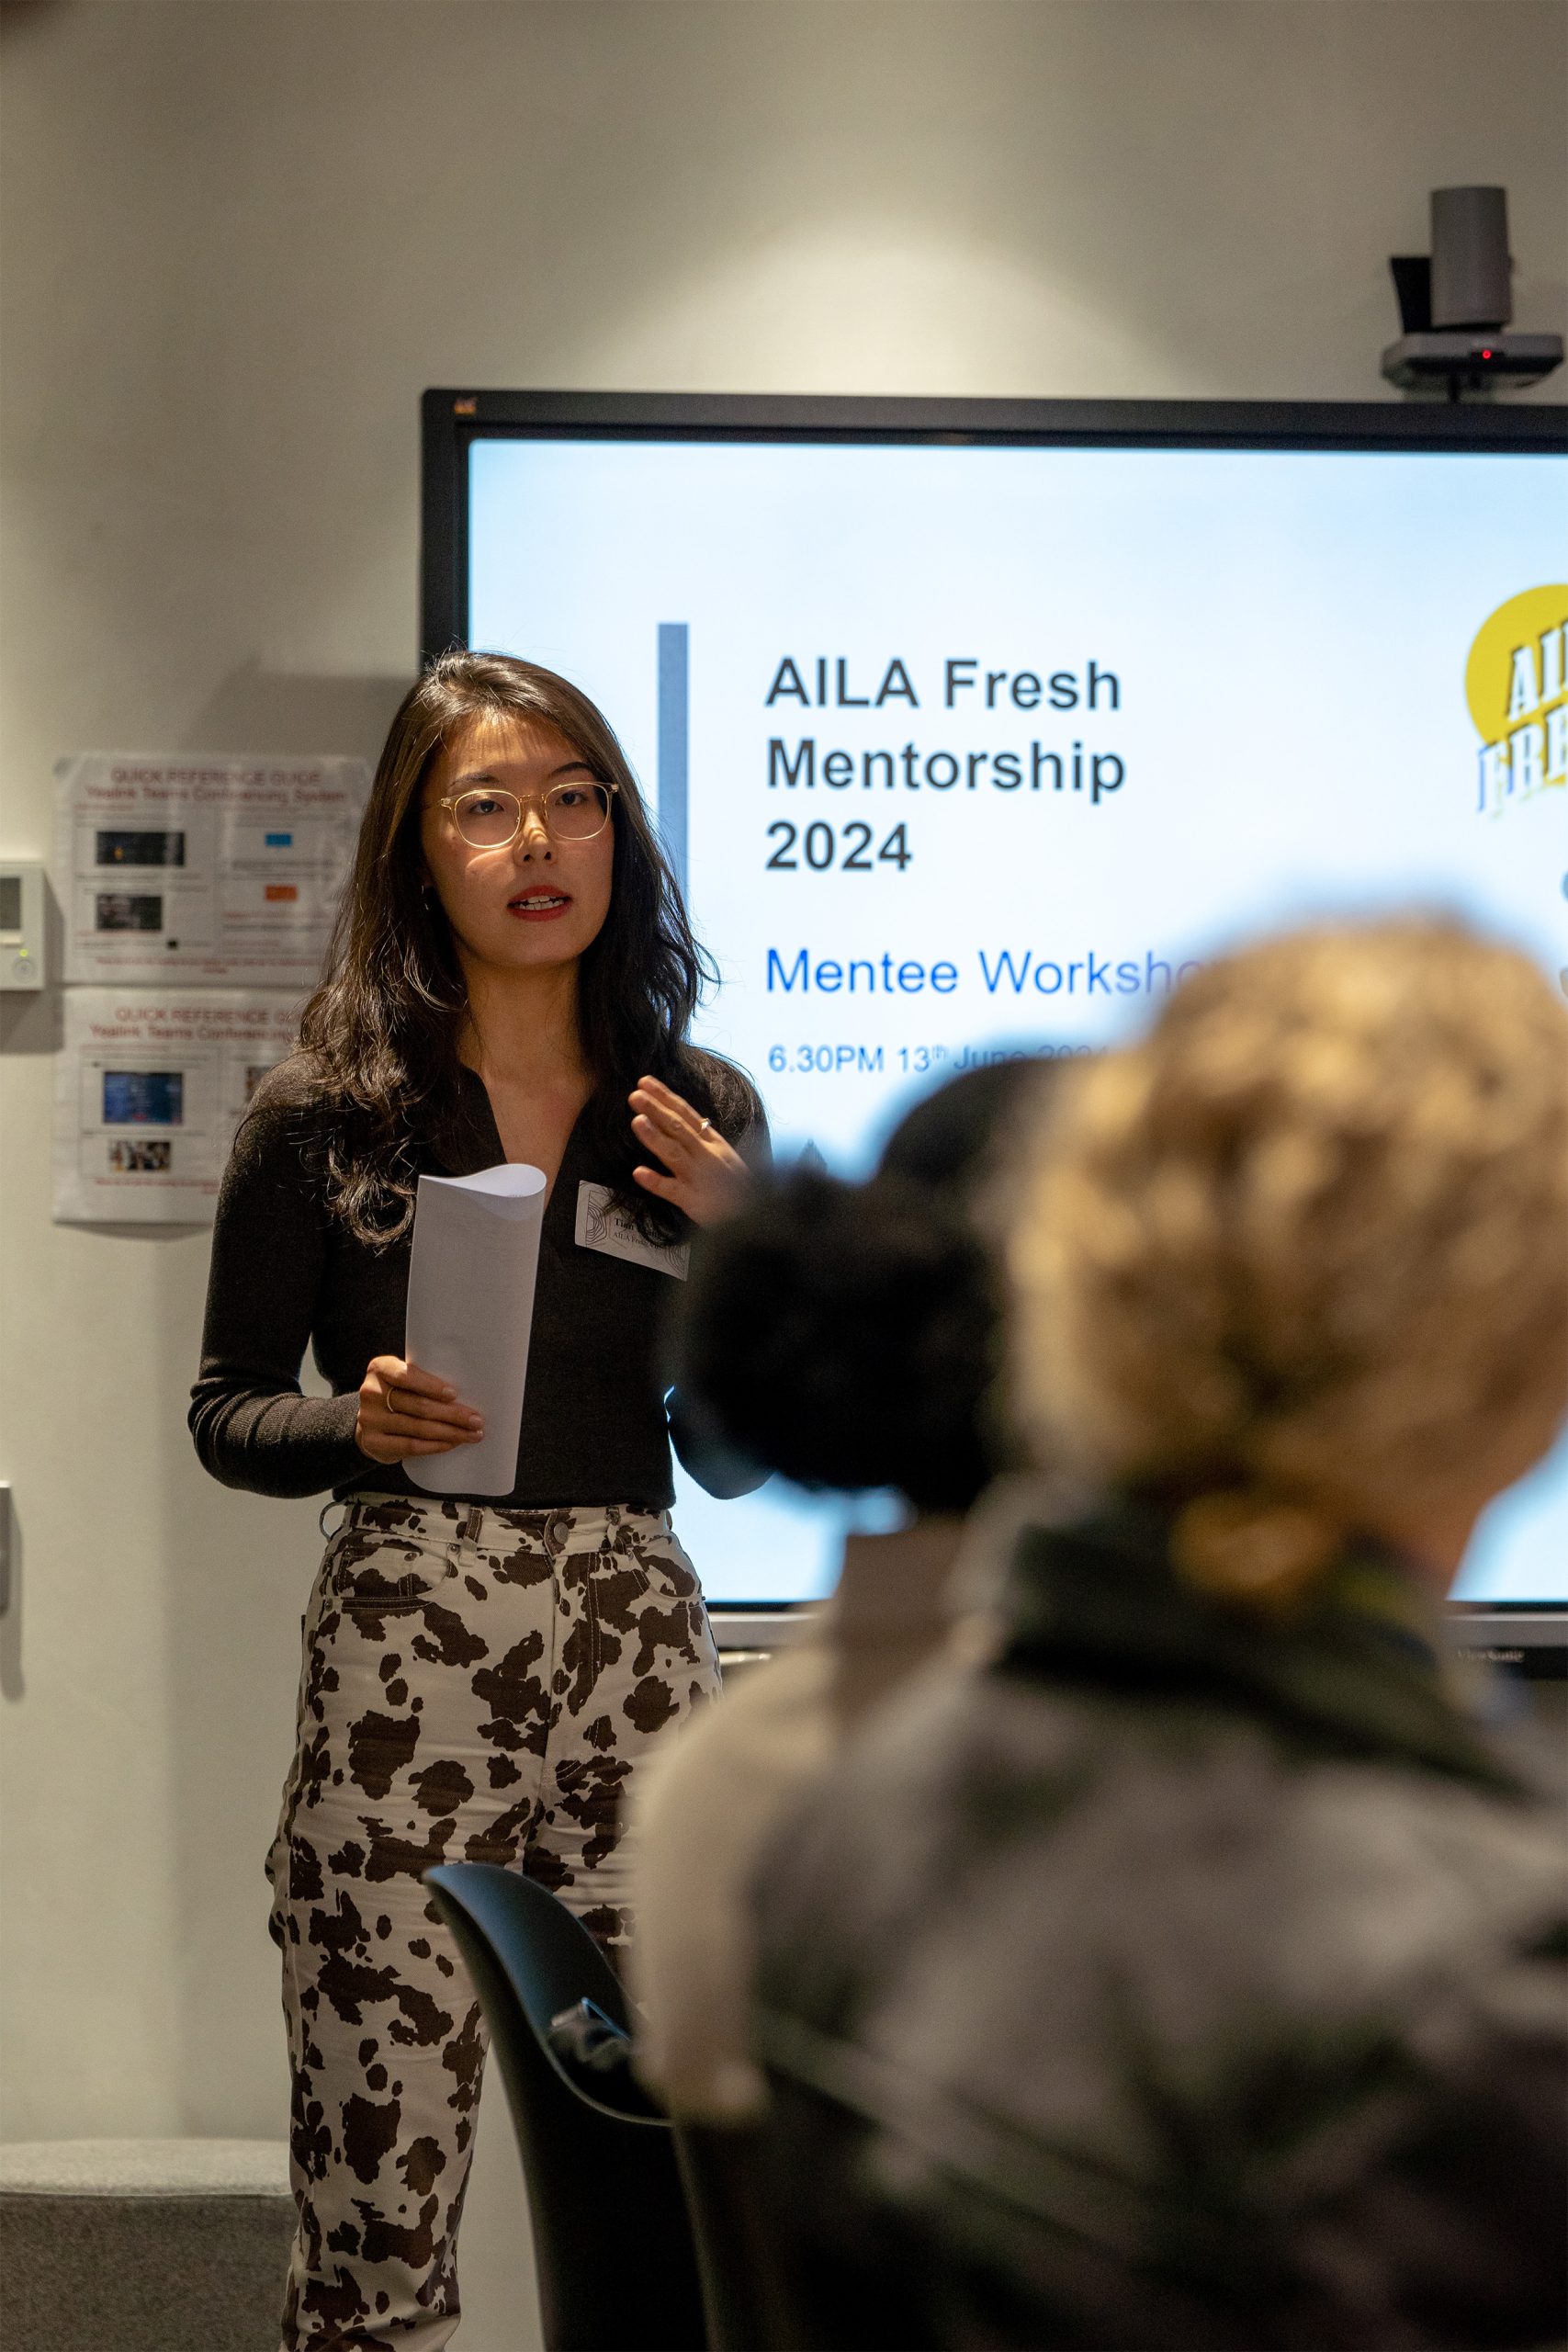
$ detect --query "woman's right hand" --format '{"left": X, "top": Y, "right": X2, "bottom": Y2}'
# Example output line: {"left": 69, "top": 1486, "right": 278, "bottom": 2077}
{"left": 355, "top": 1355, "right": 483, "bottom": 1464}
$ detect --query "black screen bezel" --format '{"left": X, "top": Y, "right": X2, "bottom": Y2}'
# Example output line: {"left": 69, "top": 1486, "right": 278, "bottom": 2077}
{"left": 421, "top": 387, "right": 1566, "bottom": 662}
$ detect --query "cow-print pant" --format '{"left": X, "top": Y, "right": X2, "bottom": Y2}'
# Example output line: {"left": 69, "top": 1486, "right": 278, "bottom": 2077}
{"left": 267, "top": 1494, "right": 721, "bottom": 2350}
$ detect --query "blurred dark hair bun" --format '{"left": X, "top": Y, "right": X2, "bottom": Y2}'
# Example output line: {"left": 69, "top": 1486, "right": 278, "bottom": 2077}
{"left": 671, "top": 1168, "right": 999, "bottom": 1512}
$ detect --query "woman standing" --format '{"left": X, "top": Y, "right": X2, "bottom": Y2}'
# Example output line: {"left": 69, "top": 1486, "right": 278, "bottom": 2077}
{"left": 191, "top": 653, "right": 761, "bottom": 2349}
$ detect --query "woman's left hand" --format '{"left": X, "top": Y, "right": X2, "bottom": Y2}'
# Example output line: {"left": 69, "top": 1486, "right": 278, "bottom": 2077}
{"left": 628, "top": 1075, "right": 750, "bottom": 1228}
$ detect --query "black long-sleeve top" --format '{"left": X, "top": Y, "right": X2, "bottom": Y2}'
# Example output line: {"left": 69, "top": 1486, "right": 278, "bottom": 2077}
{"left": 190, "top": 1057, "right": 765, "bottom": 1510}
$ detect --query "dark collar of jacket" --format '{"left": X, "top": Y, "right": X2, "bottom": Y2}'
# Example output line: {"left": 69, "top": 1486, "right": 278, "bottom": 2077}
{"left": 988, "top": 1487, "right": 1526, "bottom": 1801}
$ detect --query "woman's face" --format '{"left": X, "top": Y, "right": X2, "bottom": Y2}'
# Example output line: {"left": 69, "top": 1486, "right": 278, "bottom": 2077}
{"left": 419, "top": 713, "right": 615, "bottom": 979}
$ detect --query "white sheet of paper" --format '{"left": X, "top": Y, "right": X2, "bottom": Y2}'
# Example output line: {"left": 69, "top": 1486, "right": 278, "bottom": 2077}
{"left": 403, "top": 1161, "right": 547, "bottom": 1497}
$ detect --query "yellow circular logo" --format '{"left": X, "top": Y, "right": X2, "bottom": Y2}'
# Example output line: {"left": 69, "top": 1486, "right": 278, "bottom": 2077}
{"left": 1466, "top": 586, "right": 1568, "bottom": 818}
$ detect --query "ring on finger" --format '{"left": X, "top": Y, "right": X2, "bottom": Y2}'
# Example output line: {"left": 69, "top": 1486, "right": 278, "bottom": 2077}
{"left": 700, "top": 1116, "right": 713, "bottom": 1134}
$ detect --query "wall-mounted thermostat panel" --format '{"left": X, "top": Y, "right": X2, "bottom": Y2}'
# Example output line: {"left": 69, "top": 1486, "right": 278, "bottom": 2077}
{"left": 0, "top": 860, "right": 46, "bottom": 989}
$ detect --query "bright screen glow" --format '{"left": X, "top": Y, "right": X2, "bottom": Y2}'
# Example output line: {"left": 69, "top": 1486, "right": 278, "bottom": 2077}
{"left": 467, "top": 435, "right": 1567, "bottom": 1607}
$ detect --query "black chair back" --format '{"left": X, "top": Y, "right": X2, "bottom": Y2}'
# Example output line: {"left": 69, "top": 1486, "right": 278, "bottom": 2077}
{"left": 676, "top": 2120, "right": 795, "bottom": 2352}
{"left": 424, "top": 1864, "right": 708, "bottom": 2352}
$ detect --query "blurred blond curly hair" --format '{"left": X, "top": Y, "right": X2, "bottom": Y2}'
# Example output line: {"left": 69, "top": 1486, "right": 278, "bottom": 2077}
{"left": 1009, "top": 919, "right": 1568, "bottom": 1607}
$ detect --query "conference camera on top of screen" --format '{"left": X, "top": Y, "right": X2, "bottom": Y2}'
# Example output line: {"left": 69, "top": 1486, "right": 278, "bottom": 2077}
{"left": 1382, "top": 186, "right": 1563, "bottom": 401}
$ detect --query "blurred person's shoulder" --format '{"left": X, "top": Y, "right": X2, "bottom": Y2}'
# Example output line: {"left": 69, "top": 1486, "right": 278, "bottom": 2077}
{"left": 750, "top": 1625, "right": 1567, "bottom": 2202}
{"left": 628, "top": 1635, "right": 835, "bottom": 2121}
{"left": 750, "top": 1493, "right": 1568, "bottom": 2080}
{"left": 760, "top": 1523, "right": 1567, "bottom": 1935}
{"left": 638, "top": 1636, "right": 835, "bottom": 1849}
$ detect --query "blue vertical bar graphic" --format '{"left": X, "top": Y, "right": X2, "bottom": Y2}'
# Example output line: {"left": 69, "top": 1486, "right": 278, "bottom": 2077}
{"left": 657, "top": 623, "right": 689, "bottom": 896}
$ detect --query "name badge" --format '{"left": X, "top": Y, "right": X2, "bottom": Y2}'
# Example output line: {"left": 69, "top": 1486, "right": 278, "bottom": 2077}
{"left": 574, "top": 1182, "right": 690, "bottom": 1280}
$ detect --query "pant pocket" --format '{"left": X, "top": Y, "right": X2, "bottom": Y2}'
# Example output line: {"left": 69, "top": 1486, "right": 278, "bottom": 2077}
{"left": 630, "top": 1529, "right": 703, "bottom": 1606}
{"left": 325, "top": 1512, "right": 458, "bottom": 1615}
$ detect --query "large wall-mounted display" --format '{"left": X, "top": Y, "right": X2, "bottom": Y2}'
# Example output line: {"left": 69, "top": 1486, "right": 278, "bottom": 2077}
{"left": 423, "top": 392, "right": 1567, "bottom": 1611}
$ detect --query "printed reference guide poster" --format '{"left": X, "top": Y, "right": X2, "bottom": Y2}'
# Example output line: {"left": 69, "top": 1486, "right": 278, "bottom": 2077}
{"left": 54, "top": 752, "right": 369, "bottom": 986}
{"left": 54, "top": 989, "right": 299, "bottom": 1225}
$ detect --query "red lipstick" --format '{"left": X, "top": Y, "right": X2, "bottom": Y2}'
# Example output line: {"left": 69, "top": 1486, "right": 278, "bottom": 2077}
{"left": 507, "top": 888, "right": 572, "bottom": 922}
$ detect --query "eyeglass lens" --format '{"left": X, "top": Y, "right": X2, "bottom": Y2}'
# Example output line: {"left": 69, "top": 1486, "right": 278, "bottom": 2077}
{"left": 454, "top": 785, "right": 611, "bottom": 846}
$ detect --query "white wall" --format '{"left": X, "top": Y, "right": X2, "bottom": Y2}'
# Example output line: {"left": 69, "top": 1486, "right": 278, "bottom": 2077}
{"left": 1, "top": 0, "right": 1562, "bottom": 2226}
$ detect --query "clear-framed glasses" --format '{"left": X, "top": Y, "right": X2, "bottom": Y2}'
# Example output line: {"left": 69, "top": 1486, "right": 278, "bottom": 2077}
{"left": 434, "top": 778, "right": 619, "bottom": 848}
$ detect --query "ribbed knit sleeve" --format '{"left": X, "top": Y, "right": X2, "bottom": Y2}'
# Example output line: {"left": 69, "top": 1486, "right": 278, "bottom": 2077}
{"left": 188, "top": 1070, "right": 365, "bottom": 1498}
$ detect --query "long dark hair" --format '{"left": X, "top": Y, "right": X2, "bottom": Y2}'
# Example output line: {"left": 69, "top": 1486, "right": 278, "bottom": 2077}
{"left": 297, "top": 650, "right": 756, "bottom": 1246}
